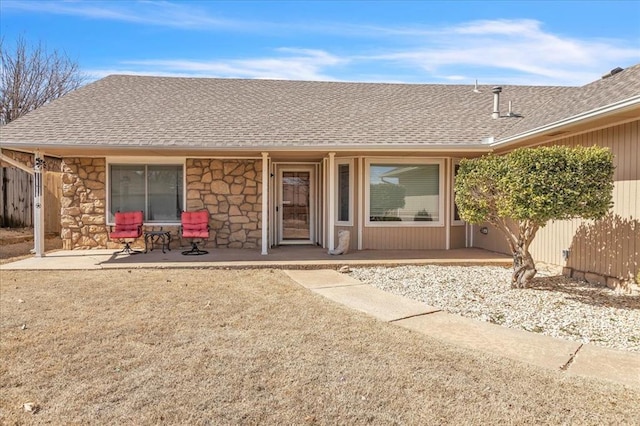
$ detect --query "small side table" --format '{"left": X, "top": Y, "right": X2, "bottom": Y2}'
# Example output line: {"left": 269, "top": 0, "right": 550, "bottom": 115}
{"left": 144, "top": 230, "right": 172, "bottom": 253}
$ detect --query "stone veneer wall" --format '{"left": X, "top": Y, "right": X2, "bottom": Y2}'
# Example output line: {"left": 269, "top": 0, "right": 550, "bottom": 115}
{"left": 61, "top": 157, "right": 111, "bottom": 249}
{"left": 60, "top": 157, "right": 263, "bottom": 250}
{"left": 186, "top": 159, "right": 262, "bottom": 249}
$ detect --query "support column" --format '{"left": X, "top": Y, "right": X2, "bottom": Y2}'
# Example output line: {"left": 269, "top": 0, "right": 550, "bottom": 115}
{"left": 33, "top": 151, "right": 46, "bottom": 257}
{"left": 261, "top": 152, "right": 269, "bottom": 255}
{"left": 327, "top": 152, "right": 336, "bottom": 251}
{"left": 357, "top": 156, "right": 364, "bottom": 251}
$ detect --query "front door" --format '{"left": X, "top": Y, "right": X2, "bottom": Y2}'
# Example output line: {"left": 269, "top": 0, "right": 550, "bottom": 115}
{"left": 279, "top": 166, "right": 314, "bottom": 244}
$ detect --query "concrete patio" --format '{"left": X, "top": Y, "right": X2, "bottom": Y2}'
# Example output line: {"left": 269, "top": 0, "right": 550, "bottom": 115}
{"left": 0, "top": 246, "right": 513, "bottom": 270}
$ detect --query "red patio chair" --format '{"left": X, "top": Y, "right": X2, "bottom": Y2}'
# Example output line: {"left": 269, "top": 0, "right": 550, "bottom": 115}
{"left": 109, "top": 211, "right": 143, "bottom": 254}
{"left": 181, "top": 210, "right": 210, "bottom": 255}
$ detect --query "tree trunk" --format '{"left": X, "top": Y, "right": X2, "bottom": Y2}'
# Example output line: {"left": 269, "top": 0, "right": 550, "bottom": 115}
{"left": 512, "top": 247, "right": 537, "bottom": 288}
{"left": 490, "top": 218, "right": 539, "bottom": 289}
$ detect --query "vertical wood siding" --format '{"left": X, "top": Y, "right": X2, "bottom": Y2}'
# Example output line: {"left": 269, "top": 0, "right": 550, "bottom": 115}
{"left": 449, "top": 225, "right": 467, "bottom": 249}
{"left": 1, "top": 167, "right": 32, "bottom": 228}
{"left": 44, "top": 172, "right": 62, "bottom": 234}
{"left": 0, "top": 168, "right": 61, "bottom": 233}
{"left": 473, "top": 223, "right": 512, "bottom": 254}
{"left": 363, "top": 226, "right": 446, "bottom": 249}
{"left": 477, "top": 120, "right": 639, "bottom": 280}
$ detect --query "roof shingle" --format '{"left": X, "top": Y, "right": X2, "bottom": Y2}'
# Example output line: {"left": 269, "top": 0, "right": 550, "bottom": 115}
{"left": 0, "top": 75, "right": 578, "bottom": 150}
{"left": 499, "top": 63, "right": 640, "bottom": 139}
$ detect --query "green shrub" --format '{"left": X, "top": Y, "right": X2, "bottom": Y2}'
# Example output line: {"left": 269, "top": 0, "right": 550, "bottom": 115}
{"left": 455, "top": 145, "right": 614, "bottom": 288}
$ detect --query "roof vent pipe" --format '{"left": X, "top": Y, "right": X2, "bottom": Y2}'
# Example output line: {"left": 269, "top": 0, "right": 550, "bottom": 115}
{"left": 473, "top": 79, "right": 481, "bottom": 93}
{"left": 492, "top": 86, "right": 502, "bottom": 119}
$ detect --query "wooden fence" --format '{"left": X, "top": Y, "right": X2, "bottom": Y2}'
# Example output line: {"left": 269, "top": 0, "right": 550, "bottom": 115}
{"left": 0, "top": 167, "right": 61, "bottom": 234}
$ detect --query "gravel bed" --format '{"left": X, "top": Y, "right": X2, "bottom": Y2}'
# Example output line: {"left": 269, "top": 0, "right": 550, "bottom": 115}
{"left": 349, "top": 265, "right": 640, "bottom": 353}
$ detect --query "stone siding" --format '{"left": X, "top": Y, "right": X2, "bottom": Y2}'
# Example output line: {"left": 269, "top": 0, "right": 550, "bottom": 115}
{"left": 60, "top": 157, "right": 262, "bottom": 250}
{"left": 186, "top": 159, "right": 262, "bottom": 249}
{"left": 60, "top": 158, "right": 112, "bottom": 249}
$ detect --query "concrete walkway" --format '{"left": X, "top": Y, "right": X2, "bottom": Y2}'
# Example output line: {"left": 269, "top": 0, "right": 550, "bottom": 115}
{"left": 285, "top": 269, "right": 640, "bottom": 389}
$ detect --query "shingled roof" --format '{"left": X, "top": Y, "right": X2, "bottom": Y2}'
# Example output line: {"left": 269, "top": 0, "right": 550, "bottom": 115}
{"left": 0, "top": 75, "right": 574, "bottom": 151}
{"left": 1, "top": 65, "right": 638, "bottom": 152}
{"left": 498, "top": 63, "right": 640, "bottom": 140}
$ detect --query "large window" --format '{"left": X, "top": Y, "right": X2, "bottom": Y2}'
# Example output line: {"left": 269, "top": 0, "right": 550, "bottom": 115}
{"left": 366, "top": 160, "right": 442, "bottom": 226}
{"left": 109, "top": 164, "right": 184, "bottom": 223}
{"left": 336, "top": 159, "right": 353, "bottom": 225}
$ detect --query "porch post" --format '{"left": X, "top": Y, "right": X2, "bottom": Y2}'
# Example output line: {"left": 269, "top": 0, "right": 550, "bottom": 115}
{"left": 261, "top": 152, "right": 269, "bottom": 255}
{"left": 33, "top": 151, "right": 46, "bottom": 257}
{"left": 357, "top": 157, "right": 363, "bottom": 251}
{"left": 327, "top": 152, "right": 336, "bottom": 251}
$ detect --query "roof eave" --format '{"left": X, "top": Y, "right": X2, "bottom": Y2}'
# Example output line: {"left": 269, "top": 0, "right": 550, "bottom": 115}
{"left": 0, "top": 141, "right": 492, "bottom": 155}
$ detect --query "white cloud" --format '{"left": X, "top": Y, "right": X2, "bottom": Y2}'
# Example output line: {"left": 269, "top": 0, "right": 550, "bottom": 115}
{"left": 442, "top": 75, "right": 467, "bottom": 81}
{"left": 1, "top": 0, "right": 254, "bottom": 30}
{"left": 6, "top": 0, "right": 638, "bottom": 86}
{"left": 363, "top": 19, "right": 640, "bottom": 85}
{"left": 86, "top": 49, "right": 346, "bottom": 81}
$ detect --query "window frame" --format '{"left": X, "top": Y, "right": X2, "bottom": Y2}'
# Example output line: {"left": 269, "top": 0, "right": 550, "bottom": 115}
{"left": 335, "top": 158, "right": 354, "bottom": 226}
{"left": 106, "top": 157, "right": 186, "bottom": 226}
{"left": 452, "top": 159, "right": 465, "bottom": 226}
{"left": 365, "top": 158, "right": 445, "bottom": 227}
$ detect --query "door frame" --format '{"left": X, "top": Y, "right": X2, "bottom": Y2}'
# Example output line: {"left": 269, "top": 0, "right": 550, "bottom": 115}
{"left": 276, "top": 164, "right": 316, "bottom": 245}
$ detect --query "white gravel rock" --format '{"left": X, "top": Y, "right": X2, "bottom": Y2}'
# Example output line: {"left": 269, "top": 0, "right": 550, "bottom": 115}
{"left": 350, "top": 265, "right": 640, "bottom": 353}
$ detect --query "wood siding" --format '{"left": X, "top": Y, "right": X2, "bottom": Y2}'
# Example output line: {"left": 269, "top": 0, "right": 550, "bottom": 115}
{"left": 473, "top": 223, "right": 511, "bottom": 255}
{"left": 0, "top": 168, "right": 61, "bottom": 233}
{"left": 450, "top": 225, "right": 467, "bottom": 249}
{"left": 1, "top": 167, "right": 31, "bottom": 228}
{"left": 363, "top": 226, "right": 446, "bottom": 249}
{"left": 478, "top": 120, "right": 639, "bottom": 280}
{"left": 45, "top": 172, "right": 62, "bottom": 234}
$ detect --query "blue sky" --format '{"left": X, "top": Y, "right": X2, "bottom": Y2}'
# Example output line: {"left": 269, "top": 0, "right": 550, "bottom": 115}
{"left": 2, "top": 0, "right": 639, "bottom": 86}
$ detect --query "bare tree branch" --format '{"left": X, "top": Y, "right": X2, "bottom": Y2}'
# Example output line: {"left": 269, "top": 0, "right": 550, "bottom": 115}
{"left": 0, "top": 35, "right": 84, "bottom": 125}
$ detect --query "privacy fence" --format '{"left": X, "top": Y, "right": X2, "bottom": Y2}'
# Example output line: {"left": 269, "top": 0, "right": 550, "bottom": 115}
{"left": 0, "top": 167, "right": 61, "bottom": 233}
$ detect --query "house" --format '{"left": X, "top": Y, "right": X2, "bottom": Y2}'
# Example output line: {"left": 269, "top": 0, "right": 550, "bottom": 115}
{"left": 1, "top": 64, "right": 638, "bottom": 285}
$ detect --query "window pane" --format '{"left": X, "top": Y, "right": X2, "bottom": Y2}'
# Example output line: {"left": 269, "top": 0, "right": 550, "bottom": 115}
{"left": 338, "top": 163, "right": 350, "bottom": 222}
{"left": 110, "top": 165, "right": 145, "bottom": 221}
{"left": 369, "top": 164, "right": 439, "bottom": 222}
{"left": 148, "top": 165, "right": 183, "bottom": 222}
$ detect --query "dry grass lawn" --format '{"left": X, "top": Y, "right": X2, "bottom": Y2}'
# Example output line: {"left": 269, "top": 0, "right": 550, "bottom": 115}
{"left": 0, "top": 229, "right": 62, "bottom": 265}
{"left": 1, "top": 268, "right": 639, "bottom": 425}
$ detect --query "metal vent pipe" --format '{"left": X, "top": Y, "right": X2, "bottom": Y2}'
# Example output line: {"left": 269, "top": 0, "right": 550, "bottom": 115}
{"left": 492, "top": 86, "right": 502, "bottom": 119}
